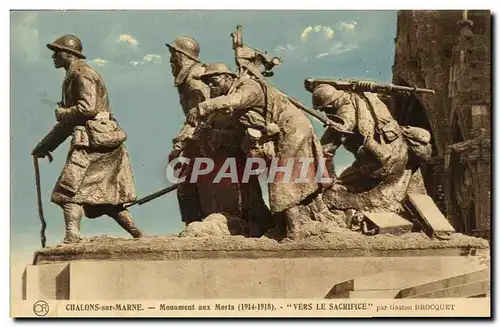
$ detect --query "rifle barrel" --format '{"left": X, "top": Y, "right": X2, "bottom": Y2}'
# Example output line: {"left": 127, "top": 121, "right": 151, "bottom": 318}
{"left": 305, "top": 78, "right": 435, "bottom": 95}
{"left": 124, "top": 183, "right": 179, "bottom": 208}
{"left": 281, "top": 93, "right": 354, "bottom": 135}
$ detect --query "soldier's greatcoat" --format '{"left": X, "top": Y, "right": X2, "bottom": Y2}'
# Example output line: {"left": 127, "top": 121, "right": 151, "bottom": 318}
{"left": 172, "top": 62, "right": 210, "bottom": 151}
{"left": 38, "top": 59, "right": 136, "bottom": 214}
{"left": 170, "top": 62, "right": 210, "bottom": 223}
{"left": 319, "top": 90, "right": 417, "bottom": 212}
{"left": 172, "top": 65, "right": 273, "bottom": 230}
{"left": 197, "top": 76, "right": 325, "bottom": 214}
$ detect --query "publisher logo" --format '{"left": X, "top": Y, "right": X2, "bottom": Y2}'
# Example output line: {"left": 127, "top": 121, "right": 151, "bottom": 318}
{"left": 33, "top": 300, "right": 49, "bottom": 316}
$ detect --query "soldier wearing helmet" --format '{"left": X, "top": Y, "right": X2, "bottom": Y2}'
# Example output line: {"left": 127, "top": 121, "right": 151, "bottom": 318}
{"left": 31, "top": 34, "right": 144, "bottom": 243}
{"left": 175, "top": 62, "right": 273, "bottom": 236}
{"left": 166, "top": 36, "right": 210, "bottom": 226}
{"left": 186, "top": 64, "right": 330, "bottom": 239}
{"left": 311, "top": 83, "right": 430, "bottom": 214}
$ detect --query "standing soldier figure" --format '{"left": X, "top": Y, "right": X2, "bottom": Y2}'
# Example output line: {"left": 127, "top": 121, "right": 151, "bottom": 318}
{"left": 31, "top": 34, "right": 144, "bottom": 244}
{"left": 165, "top": 36, "right": 210, "bottom": 226}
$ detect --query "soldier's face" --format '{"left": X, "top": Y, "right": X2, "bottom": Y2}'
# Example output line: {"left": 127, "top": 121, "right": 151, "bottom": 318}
{"left": 169, "top": 51, "right": 182, "bottom": 76}
{"left": 208, "top": 74, "right": 232, "bottom": 97}
{"left": 52, "top": 51, "right": 70, "bottom": 69}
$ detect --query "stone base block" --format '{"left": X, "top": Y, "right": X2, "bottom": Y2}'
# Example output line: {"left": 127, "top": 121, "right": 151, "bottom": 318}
{"left": 22, "top": 233, "right": 489, "bottom": 300}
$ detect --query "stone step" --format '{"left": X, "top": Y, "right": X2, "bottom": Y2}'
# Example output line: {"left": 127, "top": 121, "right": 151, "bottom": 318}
{"left": 325, "top": 270, "right": 445, "bottom": 299}
{"left": 395, "top": 268, "right": 489, "bottom": 298}
{"left": 332, "top": 289, "right": 401, "bottom": 299}
{"left": 406, "top": 279, "right": 490, "bottom": 298}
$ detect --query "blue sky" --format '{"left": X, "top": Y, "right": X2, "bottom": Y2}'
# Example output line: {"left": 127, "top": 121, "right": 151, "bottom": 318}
{"left": 10, "top": 10, "right": 397, "bottom": 257}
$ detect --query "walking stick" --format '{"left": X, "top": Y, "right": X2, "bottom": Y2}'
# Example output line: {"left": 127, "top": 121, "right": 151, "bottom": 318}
{"left": 33, "top": 153, "right": 52, "bottom": 248}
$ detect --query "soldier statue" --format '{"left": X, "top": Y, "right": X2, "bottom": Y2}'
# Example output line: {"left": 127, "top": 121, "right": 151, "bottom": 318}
{"left": 186, "top": 64, "right": 334, "bottom": 239}
{"left": 31, "top": 34, "right": 144, "bottom": 243}
{"left": 190, "top": 63, "right": 274, "bottom": 236}
{"left": 165, "top": 36, "right": 210, "bottom": 226}
{"left": 310, "top": 84, "right": 432, "bottom": 214}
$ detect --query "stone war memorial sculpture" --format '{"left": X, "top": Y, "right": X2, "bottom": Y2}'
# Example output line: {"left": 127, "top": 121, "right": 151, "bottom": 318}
{"left": 12, "top": 10, "right": 491, "bottom": 318}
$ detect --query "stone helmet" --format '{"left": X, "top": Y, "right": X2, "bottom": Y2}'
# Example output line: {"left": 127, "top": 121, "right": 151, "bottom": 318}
{"left": 312, "top": 84, "right": 343, "bottom": 109}
{"left": 200, "top": 62, "right": 237, "bottom": 83}
{"left": 46, "top": 34, "right": 86, "bottom": 59}
{"left": 166, "top": 36, "right": 200, "bottom": 62}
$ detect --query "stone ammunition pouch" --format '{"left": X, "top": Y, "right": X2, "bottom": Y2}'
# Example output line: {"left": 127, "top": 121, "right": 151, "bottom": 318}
{"left": 58, "top": 149, "right": 90, "bottom": 195}
{"left": 402, "top": 126, "right": 432, "bottom": 162}
{"left": 241, "top": 126, "right": 277, "bottom": 159}
{"left": 358, "top": 92, "right": 402, "bottom": 144}
{"left": 378, "top": 119, "right": 402, "bottom": 143}
{"left": 71, "top": 126, "right": 90, "bottom": 149}
{"left": 86, "top": 112, "right": 127, "bottom": 148}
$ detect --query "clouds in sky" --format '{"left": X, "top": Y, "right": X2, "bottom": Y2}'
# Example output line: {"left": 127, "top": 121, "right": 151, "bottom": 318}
{"left": 117, "top": 33, "right": 139, "bottom": 47}
{"left": 273, "top": 19, "right": 362, "bottom": 62}
{"left": 300, "top": 25, "right": 335, "bottom": 42}
{"left": 90, "top": 58, "right": 109, "bottom": 67}
{"left": 274, "top": 44, "right": 296, "bottom": 52}
{"left": 129, "top": 54, "right": 162, "bottom": 67}
{"left": 339, "top": 21, "right": 357, "bottom": 30}
{"left": 90, "top": 30, "right": 162, "bottom": 69}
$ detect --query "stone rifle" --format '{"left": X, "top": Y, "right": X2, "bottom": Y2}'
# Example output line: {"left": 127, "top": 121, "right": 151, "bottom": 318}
{"left": 304, "top": 78, "right": 436, "bottom": 96}
{"left": 124, "top": 183, "right": 178, "bottom": 208}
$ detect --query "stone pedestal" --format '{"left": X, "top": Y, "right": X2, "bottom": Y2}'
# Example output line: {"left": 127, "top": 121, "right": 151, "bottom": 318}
{"left": 23, "top": 232, "right": 489, "bottom": 300}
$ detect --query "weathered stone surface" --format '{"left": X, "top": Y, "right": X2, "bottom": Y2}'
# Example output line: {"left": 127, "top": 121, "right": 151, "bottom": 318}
{"left": 362, "top": 212, "right": 413, "bottom": 235}
{"left": 392, "top": 10, "right": 491, "bottom": 238}
{"left": 24, "top": 253, "right": 489, "bottom": 300}
{"left": 33, "top": 232, "right": 489, "bottom": 264}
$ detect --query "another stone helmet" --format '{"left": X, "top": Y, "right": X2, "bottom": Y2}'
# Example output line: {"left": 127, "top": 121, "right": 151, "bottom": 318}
{"left": 166, "top": 36, "right": 201, "bottom": 62}
{"left": 200, "top": 62, "right": 237, "bottom": 83}
{"left": 312, "top": 84, "right": 343, "bottom": 109}
{"left": 46, "top": 34, "right": 86, "bottom": 59}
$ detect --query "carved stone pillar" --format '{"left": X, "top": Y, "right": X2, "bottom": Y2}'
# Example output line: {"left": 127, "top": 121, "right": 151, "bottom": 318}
{"left": 446, "top": 135, "right": 490, "bottom": 239}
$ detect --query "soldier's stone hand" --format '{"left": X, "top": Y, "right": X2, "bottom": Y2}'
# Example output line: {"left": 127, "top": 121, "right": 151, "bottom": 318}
{"left": 31, "top": 143, "right": 48, "bottom": 158}
{"left": 168, "top": 149, "right": 182, "bottom": 163}
{"left": 186, "top": 108, "right": 199, "bottom": 127}
{"left": 55, "top": 107, "right": 66, "bottom": 121}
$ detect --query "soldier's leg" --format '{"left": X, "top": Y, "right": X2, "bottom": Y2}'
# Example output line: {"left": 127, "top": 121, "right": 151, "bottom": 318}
{"left": 284, "top": 204, "right": 312, "bottom": 239}
{"left": 320, "top": 128, "right": 341, "bottom": 181}
{"left": 108, "top": 207, "right": 144, "bottom": 238}
{"left": 177, "top": 181, "right": 203, "bottom": 226}
{"left": 61, "top": 203, "right": 83, "bottom": 244}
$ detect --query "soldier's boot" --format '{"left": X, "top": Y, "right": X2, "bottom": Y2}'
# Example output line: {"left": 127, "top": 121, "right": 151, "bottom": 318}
{"left": 263, "top": 212, "right": 287, "bottom": 240}
{"left": 284, "top": 204, "right": 311, "bottom": 239}
{"left": 111, "top": 209, "right": 144, "bottom": 238}
{"left": 62, "top": 203, "right": 83, "bottom": 244}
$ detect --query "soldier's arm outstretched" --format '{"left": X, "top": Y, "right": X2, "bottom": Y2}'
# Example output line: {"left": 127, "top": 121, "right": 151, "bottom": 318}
{"left": 32, "top": 122, "right": 74, "bottom": 156}
{"left": 195, "top": 80, "right": 263, "bottom": 119}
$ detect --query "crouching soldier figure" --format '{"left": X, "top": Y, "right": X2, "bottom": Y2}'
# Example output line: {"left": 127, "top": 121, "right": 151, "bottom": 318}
{"left": 31, "top": 34, "right": 144, "bottom": 243}
{"left": 311, "top": 84, "right": 432, "bottom": 214}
